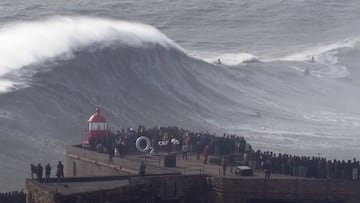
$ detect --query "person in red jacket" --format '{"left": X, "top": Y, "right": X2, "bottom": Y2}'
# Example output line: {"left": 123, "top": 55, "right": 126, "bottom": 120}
{"left": 203, "top": 145, "right": 209, "bottom": 164}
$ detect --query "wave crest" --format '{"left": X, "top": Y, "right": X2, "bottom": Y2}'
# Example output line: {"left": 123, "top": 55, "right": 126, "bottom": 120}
{"left": 0, "top": 16, "right": 181, "bottom": 78}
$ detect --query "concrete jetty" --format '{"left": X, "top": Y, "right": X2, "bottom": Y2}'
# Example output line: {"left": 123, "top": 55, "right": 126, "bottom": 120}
{"left": 25, "top": 145, "right": 360, "bottom": 203}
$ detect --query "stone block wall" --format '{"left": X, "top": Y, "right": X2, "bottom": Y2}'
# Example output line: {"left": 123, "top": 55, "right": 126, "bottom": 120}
{"left": 210, "top": 177, "right": 360, "bottom": 203}
{"left": 134, "top": 174, "right": 209, "bottom": 202}
{"left": 26, "top": 179, "right": 55, "bottom": 203}
{"left": 26, "top": 174, "right": 209, "bottom": 203}
{"left": 55, "top": 183, "right": 153, "bottom": 203}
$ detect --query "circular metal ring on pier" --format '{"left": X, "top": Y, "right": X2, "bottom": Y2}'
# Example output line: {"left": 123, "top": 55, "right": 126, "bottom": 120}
{"left": 136, "top": 136, "right": 151, "bottom": 152}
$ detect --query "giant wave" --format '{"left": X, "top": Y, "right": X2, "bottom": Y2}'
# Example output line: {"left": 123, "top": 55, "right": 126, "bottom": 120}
{"left": 0, "top": 16, "right": 182, "bottom": 93}
{"left": 2, "top": 16, "right": 360, "bottom": 192}
{"left": 0, "top": 17, "right": 251, "bottom": 191}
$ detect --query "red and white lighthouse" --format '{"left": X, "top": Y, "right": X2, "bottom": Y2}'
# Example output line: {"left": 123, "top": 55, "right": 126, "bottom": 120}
{"left": 82, "top": 107, "right": 109, "bottom": 148}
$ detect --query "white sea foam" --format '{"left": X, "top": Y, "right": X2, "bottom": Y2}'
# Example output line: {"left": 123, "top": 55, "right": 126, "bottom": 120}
{"left": 304, "top": 111, "right": 360, "bottom": 127}
{"left": 189, "top": 51, "right": 258, "bottom": 66}
{"left": 289, "top": 65, "right": 305, "bottom": 72}
{"left": 0, "top": 79, "right": 15, "bottom": 93}
{"left": 279, "top": 37, "right": 360, "bottom": 62}
{"left": 289, "top": 63, "right": 349, "bottom": 78}
{"left": 0, "top": 16, "right": 181, "bottom": 79}
{"left": 284, "top": 46, "right": 351, "bottom": 78}
{"left": 267, "top": 37, "right": 360, "bottom": 78}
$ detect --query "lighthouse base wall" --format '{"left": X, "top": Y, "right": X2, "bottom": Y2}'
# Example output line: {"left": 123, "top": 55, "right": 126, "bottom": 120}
{"left": 65, "top": 145, "right": 134, "bottom": 177}
{"left": 65, "top": 145, "right": 177, "bottom": 177}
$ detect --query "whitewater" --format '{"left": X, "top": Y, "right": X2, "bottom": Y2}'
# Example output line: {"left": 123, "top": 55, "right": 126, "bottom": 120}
{"left": 1, "top": 0, "right": 360, "bottom": 191}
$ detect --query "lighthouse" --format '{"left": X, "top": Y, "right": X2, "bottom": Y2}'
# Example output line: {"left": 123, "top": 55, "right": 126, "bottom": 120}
{"left": 82, "top": 107, "right": 109, "bottom": 148}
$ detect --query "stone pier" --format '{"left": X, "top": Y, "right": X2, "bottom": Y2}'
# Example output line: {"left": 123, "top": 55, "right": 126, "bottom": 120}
{"left": 25, "top": 145, "right": 360, "bottom": 203}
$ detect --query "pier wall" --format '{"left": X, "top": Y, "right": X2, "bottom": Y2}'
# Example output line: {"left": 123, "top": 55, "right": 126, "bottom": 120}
{"left": 26, "top": 177, "right": 152, "bottom": 203}
{"left": 26, "top": 180, "right": 54, "bottom": 203}
{"left": 26, "top": 174, "right": 208, "bottom": 203}
{"left": 26, "top": 146, "right": 360, "bottom": 203}
{"left": 210, "top": 177, "right": 358, "bottom": 203}
{"left": 27, "top": 175, "right": 359, "bottom": 203}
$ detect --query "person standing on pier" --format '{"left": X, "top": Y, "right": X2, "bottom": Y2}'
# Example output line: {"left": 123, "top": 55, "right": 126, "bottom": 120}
{"left": 37, "top": 164, "right": 43, "bottom": 182}
{"left": 30, "top": 164, "right": 37, "bottom": 179}
{"left": 139, "top": 160, "right": 146, "bottom": 175}
{"left": 182, "top": 143, "right": 189, "bottom": 160}
{"left": 195, "top": 141, "right": 201, "bottom": 160}
{"left": 56, "top": 161, "right": 64, "bottom": 183}
{"left": 203, "top": 145, "right": 209, "bottom": 164}
{"left": 264, "top": 159, "right": 271, "bottom": 179}
{"left": 45, "top": 163, "right": 51, "bottom": 181}
{"left": 221, "top": 158, "right": 227, "bottom": 176}
{"left": 228, "top": 154, "right": 235, "bottom": 173}
{"left": 108, "top": 147, "right": 114, "bottom": 163}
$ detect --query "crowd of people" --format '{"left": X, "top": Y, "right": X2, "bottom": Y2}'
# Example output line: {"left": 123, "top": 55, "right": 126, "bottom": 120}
{"left": 0, "top": 190, "right": 25, "bottom": 203}
{"left": 30, "top": 161, "right": 64, "bottom": 182}
{"left": 96, "top": 125, "right": 252, "bottom": 159}
{"left": 244, "top": 150, "right": 360, "bottom": 180}
{"left": 93, "top": 125, "right": 360, "bottom": 181}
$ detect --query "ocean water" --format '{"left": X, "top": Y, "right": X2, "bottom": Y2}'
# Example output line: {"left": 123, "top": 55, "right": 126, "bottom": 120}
{"left": 1, "top": 0, "right": 360, "bottom": 191}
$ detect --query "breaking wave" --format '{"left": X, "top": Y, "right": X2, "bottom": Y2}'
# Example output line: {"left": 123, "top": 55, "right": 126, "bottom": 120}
{"left": 267, "top": 38, "right": 360, "bottom": 78}
{"left": 279, "top": 37, "right": 360, "bottom": 62}
{"left": 0, "top": 16, "right": 182, "bottom": 92}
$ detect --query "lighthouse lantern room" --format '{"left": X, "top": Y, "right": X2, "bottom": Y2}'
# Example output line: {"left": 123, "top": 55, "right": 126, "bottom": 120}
{"left": 82, "top": 107, "right": 109, "bottom": 148}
